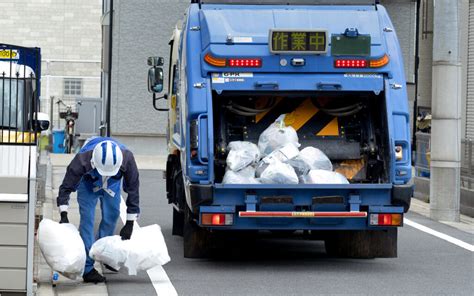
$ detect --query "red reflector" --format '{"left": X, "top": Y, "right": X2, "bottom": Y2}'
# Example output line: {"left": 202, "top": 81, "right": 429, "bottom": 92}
{"left": 228, "top": 58, "right": 262, "bottom": 68}
{"left": 202, "top": 213, "right": 234, "bottom": 226}
{"left": 378, "top": 214, "right": 392, "bottom": 226}
{"left": 334, "top": 59, "right": 367, "bottom": 68}
{"left": 212, "top": 214, "right": 225, "bottom": 225}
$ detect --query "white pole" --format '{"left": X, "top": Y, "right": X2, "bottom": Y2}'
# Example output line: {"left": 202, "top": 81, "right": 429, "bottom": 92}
{"left": 430, "top": 0, "right": 462, "bottom": 221}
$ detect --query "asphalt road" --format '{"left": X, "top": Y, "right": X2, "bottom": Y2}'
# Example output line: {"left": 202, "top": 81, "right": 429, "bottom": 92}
{"left": 106, "top": 171, "right": 473, "bottom": 296}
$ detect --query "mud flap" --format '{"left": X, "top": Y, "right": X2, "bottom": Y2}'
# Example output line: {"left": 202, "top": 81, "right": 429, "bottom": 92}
{"left": 325, "top": 228, "right": 397, "bottom": 258}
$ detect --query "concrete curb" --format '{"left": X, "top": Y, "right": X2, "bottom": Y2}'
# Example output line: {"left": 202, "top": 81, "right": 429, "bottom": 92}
{"left": 409, "top": 198, "right": 474, "bottom": 234}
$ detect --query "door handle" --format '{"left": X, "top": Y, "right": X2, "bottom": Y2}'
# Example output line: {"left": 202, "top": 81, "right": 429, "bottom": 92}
{"left": 255, "top": 81, "right": 279, "bottom": 89}
{"left": 317, "top": 82, "right": 342, "bottom": 90}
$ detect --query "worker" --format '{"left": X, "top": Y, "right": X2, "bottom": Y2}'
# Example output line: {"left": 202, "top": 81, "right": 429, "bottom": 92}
{"left": 56, "top": 137, "right": 140, "bottom": 283}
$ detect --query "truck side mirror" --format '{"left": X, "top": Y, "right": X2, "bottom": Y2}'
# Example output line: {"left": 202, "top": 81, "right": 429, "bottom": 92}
{"left": 32, "top": 112, "right": 50, "bottom": 132}
{"left": 147, "top": 56, "right": 164, "bottom": 67}
{"left": 148, "top": 67, "right": 164, "bottom": 93}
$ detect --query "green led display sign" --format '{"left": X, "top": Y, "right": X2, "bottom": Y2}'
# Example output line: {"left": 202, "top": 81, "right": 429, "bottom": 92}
{"left": 269, "top": 30, "right": 328, "bottom": 54}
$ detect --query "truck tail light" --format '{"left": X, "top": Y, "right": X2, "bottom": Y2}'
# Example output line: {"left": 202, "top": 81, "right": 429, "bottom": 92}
{"left": 369, "top": 54, "right": 389, "bottom": 68}
{"left": 204, "top": 54, "right": 262, "bottom": 68}
{"left": 201, "top": 213, "right": 234, "bottom": 226}
{"left": 369, "top": 213, "right": 402, "bottom": 226}
{"left": 334, "top": 59, "right": 367, "bottom": 68}
{"left": 204, "top": 53, "right": 226, "bottom": 67}
{"left": 228, "top": 58, "right": 262, "bottom": 68}
{"left": 334, "top": 54, "right": 389, "bottom": 69}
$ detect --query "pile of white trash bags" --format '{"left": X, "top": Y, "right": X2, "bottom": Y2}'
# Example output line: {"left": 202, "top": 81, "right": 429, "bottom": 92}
{"left": 223, "top": 115, "right": 349, "bottom": 185}
{"left": 38, "top": 219, "right": 170, "bottom": 279}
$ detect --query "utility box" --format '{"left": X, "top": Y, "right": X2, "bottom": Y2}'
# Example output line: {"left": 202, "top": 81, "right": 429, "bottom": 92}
{"left": 0, "top": 146, "right": 37, "bottom": 295}
{"left": 75, "top": 97, "right": 102, "bottom": 136}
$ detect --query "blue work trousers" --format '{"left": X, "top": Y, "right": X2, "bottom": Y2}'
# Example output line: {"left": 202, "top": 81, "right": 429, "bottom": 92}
{"left": 77, "top": 182, "right": 121, "bottom": 274}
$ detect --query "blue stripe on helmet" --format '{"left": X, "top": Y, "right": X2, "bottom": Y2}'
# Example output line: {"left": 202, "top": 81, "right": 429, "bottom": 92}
{"left": 101, "top": 142, "right": 107, "bottom": 165}
{"left": 112, "top": 143, "right": 117, "bottom": 165}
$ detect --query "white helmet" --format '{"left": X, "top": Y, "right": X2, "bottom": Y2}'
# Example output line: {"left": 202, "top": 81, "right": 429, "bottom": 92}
{"left": 91, "top": 140, "right": 123, "bottom": 176}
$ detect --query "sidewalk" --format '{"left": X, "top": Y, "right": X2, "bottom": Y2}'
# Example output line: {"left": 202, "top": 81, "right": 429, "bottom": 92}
{"left": 35, "top": 153, "right": 167, "bottom": 295}
{"left": 36, "top": 152, "right": 108, "bottom": 296}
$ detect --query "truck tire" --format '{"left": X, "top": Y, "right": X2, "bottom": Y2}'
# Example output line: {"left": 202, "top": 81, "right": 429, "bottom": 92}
{"left": 183, "top": 207, "right": 212, "bottom": 258}
{"left": 172, "top": 208, "right": 184, "bottom": 236}
{"left": 324, "top": 229, "right": 397, "bottom": 258}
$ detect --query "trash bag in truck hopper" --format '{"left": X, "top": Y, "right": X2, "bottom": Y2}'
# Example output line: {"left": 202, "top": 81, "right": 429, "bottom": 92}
{"left": 223, "top": 166, "right": 260, "bottom": 184}
{"left": 226, "top": 141, "right": 260, "bottom": 171}
{"left": 289, "top": 146, "right": 333, "bottom": 175}
{"left": 255, "top": 143, "right": 299, "bottom": 177}
{"left": 258, "top": 115, "right": 300, "bottom": 156}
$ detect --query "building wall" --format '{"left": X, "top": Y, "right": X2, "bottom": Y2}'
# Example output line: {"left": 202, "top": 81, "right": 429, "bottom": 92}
{"left": 102, "top": 0, "right": 188, "bottom": 155}
{"left": 0, "top": 0, "right": 102, "bottom": 129}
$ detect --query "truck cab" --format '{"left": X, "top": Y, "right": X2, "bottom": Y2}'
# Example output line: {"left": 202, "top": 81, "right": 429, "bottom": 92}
{"left": 148, "top": 0, "right": 413, "bottom": 258}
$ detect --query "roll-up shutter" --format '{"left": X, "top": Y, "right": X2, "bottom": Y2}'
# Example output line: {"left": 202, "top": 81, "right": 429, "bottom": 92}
{"left": 467, "top": 1, "right": 474, "bottom": 140}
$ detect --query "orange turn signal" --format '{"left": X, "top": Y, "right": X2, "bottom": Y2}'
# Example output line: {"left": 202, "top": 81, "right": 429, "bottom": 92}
{"left": 369, "top": 54, "right": 389, "bottom": 68}
{"left": 204, "top": 53, "right": 226, "bottom": 67}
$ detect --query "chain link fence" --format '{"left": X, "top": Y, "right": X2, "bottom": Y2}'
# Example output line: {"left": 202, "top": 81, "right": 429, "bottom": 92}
{"left": 415, "top": 132, "right": 474, "bottom": 190}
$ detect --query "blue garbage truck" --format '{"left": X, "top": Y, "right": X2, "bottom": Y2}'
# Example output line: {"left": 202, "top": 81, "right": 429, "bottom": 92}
{"left": 148, "top": 0, "right": 413, "bottom": 258}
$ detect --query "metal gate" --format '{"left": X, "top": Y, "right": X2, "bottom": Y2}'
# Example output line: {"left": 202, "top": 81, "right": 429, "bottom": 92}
{"left": 0, "top": 44, "right": 41, "bottom": 145}
{"left": 0, "top": 43, "right": 41, "bottom": 295}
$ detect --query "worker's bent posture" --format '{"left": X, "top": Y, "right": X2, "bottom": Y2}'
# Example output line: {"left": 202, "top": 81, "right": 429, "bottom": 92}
{"left": 56, "top": 137, "right": 140, "bottom": 283}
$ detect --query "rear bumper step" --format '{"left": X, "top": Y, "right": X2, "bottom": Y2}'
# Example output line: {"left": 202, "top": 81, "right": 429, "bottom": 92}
{"left": 238, "top": 211, "right": 367, "bottom": 218}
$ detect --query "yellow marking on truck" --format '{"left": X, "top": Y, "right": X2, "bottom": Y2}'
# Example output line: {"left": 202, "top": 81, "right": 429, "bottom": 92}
{"left": 255, "top": 97, "right": 282, "bottom": 123}
{"left": 335, "top": 159, "right": 365, "bottom": 180}
{"left": 316, "top": 117, "right": 339, "bottom": 136}
{"left": 283, "top": 98, "right": 319, "bottom": 131}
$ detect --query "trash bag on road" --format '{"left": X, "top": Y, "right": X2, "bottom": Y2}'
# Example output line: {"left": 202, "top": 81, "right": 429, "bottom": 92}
{"left": 302, "top": 170, "right": 349, "bottom": 184}
{"left": 259, "top": 160, "right": 299, "bottom": 184}
{"left": 38, "top": 219, "right": 86, "bottom": 280}
{"left": 90, "top": 224, "right": 170, "bottom": 276}
{"left": 258, "top": 115, "right": 300, "bottom": 156}
{"left": 88, "top": 235, "right": 127, "bottom": 271}
{"left": 226, "top": 141, "right": 260, "bottom": 171}
{"left": 222, "top": 166, "right": 260, "bottom": 184}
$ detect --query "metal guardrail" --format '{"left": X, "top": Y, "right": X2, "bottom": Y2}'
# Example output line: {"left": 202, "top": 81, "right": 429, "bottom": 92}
{"left": 415, "top": 132, "right": 474, "bottom": 190}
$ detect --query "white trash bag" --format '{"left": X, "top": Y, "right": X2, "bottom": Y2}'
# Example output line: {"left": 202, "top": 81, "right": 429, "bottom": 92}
{"left": 256, "top": 143, "right": 299, "bottom": 178}
{"left": 125, "top": 224, "right": 171, "bottom": 273}
{"left": 88, "top": 235, "right": 127, "bottom": 271}
{"left": 259, "top": 160, "right": 299, "bottom": 184}
{"left": 226, "top": 141, "right": 260, "bottom": 171}
{"left": 90, "top": 224, "right": 170, "bottom": 276}
{"left": 258, "top": 115, "right": 300, "bottom": 156}
{"left": 222, "top": 166, "right": 260, "bottom": 184}
{"left": 303, "top": 170, "right": 349, "bottom": 184}
{"left": 38, "top": 219, "right": 86, "bottom": 280}
{"left": 295, "top": 147, "right": 333, "bottom": 171}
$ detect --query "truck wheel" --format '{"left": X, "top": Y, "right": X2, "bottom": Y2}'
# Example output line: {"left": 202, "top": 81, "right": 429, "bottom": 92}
{"left": 172, "top": 208, "right": 184, "bottom": 236}
{"left": 183, "top": 207, "right": 212, "bottom": 258}
{"left": 324, "top": 229, "right": 397, "bottom": 258}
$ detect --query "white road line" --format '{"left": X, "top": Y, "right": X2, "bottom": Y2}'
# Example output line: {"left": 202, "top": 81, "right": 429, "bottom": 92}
{"left": 404, "top": 218, "right": 474, "bottom": 252}
{"left": 119, "top": 198, "right": 178, "bottom": 296}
